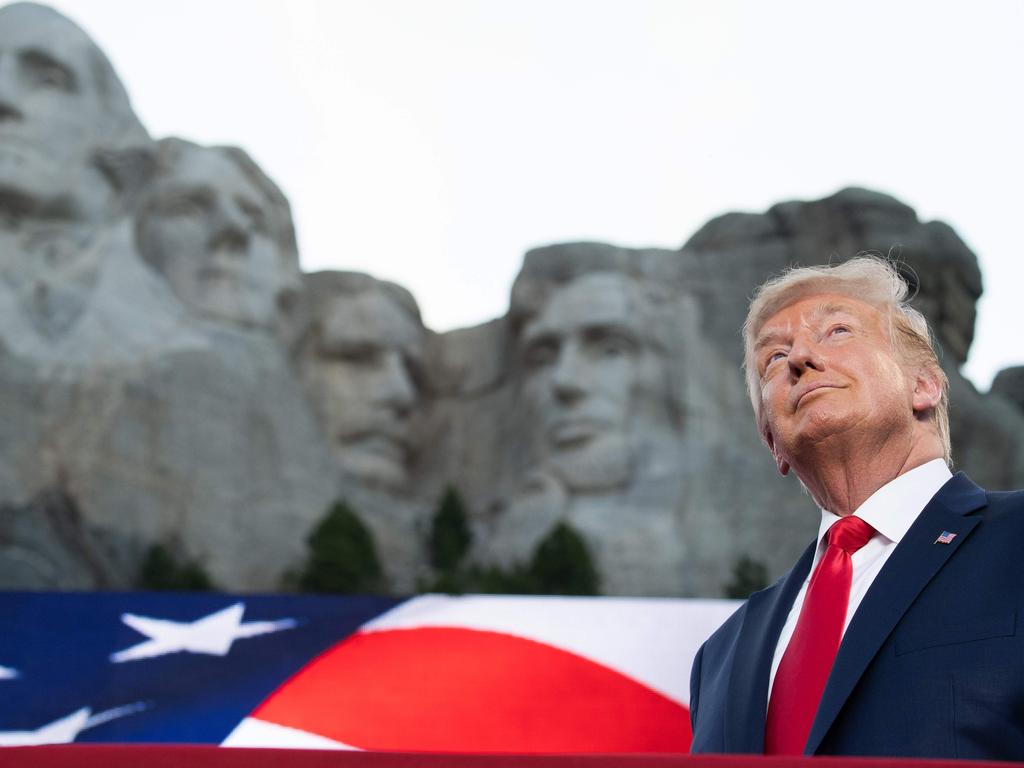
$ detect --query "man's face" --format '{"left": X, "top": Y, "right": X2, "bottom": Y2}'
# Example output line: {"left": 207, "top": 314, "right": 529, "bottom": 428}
{"left": 0, "top": 5, "right": 107, "bottom": 207}
{"left": 754, "top": 293, "right": 917, "bottom": 474}
{"left": 137, "top": 147, "right": 295, "bottom": 329}
{"left": 302, "top": 290, "right": 423, "bottom": 490}
{"left": 519, "top": 272, "right": 667, "bottom": 492}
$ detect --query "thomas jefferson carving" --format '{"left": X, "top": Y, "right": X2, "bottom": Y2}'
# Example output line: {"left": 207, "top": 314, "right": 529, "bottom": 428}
{"left": 136, "top": 138, "right": 301, "bottom": 332}
{"left": 296, "top": 272, "right": 426, "bottom": 491}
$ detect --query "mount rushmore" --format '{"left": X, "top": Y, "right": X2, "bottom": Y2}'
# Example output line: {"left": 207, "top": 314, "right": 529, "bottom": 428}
{"left": 1, "top": 2, "right": 1021, "bottom": 596}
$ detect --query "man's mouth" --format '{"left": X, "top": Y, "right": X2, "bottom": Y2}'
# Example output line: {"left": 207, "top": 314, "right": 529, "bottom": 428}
{"left": 547, "top": 419, "right": 609, "bottom": 448}
{"left": 341, "top": 428, "right": 410, "bottom": 461}
{"left": 793, "top": 382, "right": 842, "bottom": 409}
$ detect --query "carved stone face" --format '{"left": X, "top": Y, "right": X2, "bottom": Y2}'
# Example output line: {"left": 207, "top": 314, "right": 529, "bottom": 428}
{"left": 0, "top": 4, "right": 110, "bottom": 214}
{"left": 519, "top": 272, "right": 670, "bottom": 492}
{"left": 301, "top": 288, "right": 424, "bottom": 490}
{"left": 137, "top": 145, "right": 297, "bottom": 330}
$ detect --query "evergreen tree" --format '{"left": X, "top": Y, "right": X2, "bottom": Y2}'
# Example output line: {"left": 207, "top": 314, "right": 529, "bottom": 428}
{"left": 137, "top": 544, "right": 214, "bottom": 591}
{"left": 298, "top": 500, "right": 384, "bottom": 593}
{"left": 418, "top": 492, "right": 601, "bottom": 597}
{"left": 429, "top": 486, "right": 472, "bottom": 571}
{"left": 724, "top": 554, "right": 769, "bottom": 599}
{"left": 528, "top": 522, "right": 599, "bottom": 595}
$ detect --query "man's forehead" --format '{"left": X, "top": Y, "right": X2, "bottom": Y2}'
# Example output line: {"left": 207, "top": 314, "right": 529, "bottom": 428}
{"left": 161, "top": 149, "right": 258, "bottom": 201}
{"left": 524, "top": 273, "right": 642, "bottom": 338}
{"left": 0, "top": 5, "right": 96, "bottom": 70}
{"left": 320, "top": 291, "right": 422, "bottom": 350}
{"left": 753, "top": 292, "right": 880, "bottom": 344}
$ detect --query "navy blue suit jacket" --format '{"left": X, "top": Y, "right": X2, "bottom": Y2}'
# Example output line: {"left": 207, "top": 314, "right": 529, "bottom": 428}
{"left": 689, "top": 472, "right": 1024, "bottom": 759}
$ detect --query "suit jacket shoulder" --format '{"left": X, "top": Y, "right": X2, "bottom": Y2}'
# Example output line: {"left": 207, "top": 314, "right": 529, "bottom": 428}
{"left": 689, "top": 473, "right": 1024, "bottom": 760}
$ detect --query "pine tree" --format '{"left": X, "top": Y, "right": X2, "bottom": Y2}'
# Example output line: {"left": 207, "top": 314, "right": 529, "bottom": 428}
{"left": 724, "top": 554, "right": 769, "bottom": 599}
{"left": 429, "top": 486, "right": 472, "bottom": 572}
{"left": 298, "top": 500, "right": 384, "bottom": 593}
{"left": 528, "top": 522, "right": 600, "bottom": 595}
{"left": 137, "top": 544, "right": 214, "bottom": 591}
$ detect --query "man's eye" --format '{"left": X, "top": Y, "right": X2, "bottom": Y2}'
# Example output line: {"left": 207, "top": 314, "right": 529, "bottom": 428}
{"left": 21, "top": 51, "right": 76, "bottom": 92}
{"left": 761, "top": 350, "right": 787, "bottom": 375}
{"left": 597, "top": 337, "right": 630, "bottom": 357}
{"left": 524, "top": 341, "right": 558, "bottom": 369}
{"left": 238, "top": 198, "right": 269, "bottom": 235}
{"left": 155, "top": 191, "right": 209, "bottom": 219}
{"left": 337, "top": 347, "right": 379, "bottom": 365}
{"left": 586, "top": 329, "right": 637, "bottom": 358}
{"left": 830, "top": 325, "right": 851, "bottom": 336}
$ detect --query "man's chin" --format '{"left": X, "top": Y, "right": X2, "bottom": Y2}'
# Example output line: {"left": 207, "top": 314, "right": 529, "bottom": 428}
{"left": 190, "top": 283, "right": 273, "bottom": 329}
{"left": 548, "top": 437, "right": 631, "bottom": 493}
{"left": 337, "top": 449, "right": 410, "bottom": 493}
{"left": 785, "top": 410, "right": 859, "bottom": 452}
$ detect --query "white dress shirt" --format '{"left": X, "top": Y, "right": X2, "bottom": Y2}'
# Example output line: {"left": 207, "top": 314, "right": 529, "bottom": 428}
{"left": 766, "top": 458, "right": 953, "bottom": 703}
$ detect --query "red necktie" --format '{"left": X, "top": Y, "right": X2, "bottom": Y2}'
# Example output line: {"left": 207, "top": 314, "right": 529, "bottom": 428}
{"left": 764, "top": 514, "right": 876, "bottom": 755}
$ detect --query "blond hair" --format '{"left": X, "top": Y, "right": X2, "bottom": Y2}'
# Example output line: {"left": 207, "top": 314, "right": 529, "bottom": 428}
{"left": 742, "top": 256, "right": 951, "bottom": 464}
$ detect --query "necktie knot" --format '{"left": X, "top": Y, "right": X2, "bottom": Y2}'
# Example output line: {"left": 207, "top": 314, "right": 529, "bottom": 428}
{"left": 827, "top": 515, "right": 875, "bottom": 554}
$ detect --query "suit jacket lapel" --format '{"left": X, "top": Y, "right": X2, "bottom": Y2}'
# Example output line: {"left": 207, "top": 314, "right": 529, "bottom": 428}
{"left": 724, "top": 540, "right": 816, "bottom": 752}
{"left": 804, "top": 472, "right": 987, "bottom": 754}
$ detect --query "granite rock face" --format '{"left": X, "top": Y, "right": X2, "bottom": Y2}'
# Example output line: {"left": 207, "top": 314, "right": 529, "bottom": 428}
{"left": 0, "top": 3, "right": 335, "bottom": 591}
{"left": 992, "top": 367, "right": 1024, "bottom": 414}
{"left": 0, "top": 4, "right": 1021, "bottom": 597}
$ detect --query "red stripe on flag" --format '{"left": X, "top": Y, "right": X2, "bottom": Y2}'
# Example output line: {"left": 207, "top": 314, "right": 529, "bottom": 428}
{"left": 253, "top": 626, "right": 691, "bottom": 753}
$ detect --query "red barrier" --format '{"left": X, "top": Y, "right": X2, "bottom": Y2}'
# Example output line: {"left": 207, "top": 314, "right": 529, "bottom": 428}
{"left": 0, "top": 747, "right": 1015, "bottom": 768}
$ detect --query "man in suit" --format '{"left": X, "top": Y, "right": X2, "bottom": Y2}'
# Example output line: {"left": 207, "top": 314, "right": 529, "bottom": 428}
{"left": 689, "top": 256, "right": 1024, "bottom": 759}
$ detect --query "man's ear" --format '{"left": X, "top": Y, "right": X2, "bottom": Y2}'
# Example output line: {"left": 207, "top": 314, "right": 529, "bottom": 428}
{"left": 765, "top": 429, "right": 790, "bottom": 476}
{"left": 912, "top": 365, "right": 943, "bottom": 415}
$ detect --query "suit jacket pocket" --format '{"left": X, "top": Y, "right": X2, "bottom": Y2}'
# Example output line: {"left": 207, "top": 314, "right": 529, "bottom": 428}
{"left": 895, "top": 612, "right": 1017, "bottom": 656}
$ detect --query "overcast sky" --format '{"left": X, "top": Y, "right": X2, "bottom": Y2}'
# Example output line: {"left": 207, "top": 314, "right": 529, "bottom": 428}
{"left": 44, "top": 0, "right": 1024, "bottom": 389}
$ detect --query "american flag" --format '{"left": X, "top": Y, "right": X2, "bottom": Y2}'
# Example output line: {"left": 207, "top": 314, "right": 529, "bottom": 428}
{"left": 934, "top": 531, "right": 957, "bottom": 545}
{"left": 0, "top": 591, "right": 737, "bottom": 752}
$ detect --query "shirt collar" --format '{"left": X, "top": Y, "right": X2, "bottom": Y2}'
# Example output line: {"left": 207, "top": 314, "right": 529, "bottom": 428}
{"left": 815, "top": 458, "right": 953, "bottom": 549}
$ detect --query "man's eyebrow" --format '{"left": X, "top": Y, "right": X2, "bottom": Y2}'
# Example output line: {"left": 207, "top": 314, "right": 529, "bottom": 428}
{"left": 520, "top": 321, "right": 556, "bottom": 345}
{"left": 581, "top": 322, "right": 640, "bottom": 340}
{"left": 812, "top": 301, "right": 860, "bottom": 319}
{"left": 20, "top": 48, "right": 78, "bottom": 87}
{"left": 754, "top": 329, "right": 787, "bottom": 352}
{"left": 754, "top": 301, "right": 862, "bottom": 351}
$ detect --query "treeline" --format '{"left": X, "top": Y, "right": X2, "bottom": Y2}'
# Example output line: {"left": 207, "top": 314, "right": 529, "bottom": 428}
{"left": 137, "top": 486, "right": 600, "bottom": 596}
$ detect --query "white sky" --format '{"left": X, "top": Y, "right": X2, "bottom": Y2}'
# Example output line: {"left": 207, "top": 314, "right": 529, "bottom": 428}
{"left": 42, "top": 0, "right": 1024, "bottom": 390}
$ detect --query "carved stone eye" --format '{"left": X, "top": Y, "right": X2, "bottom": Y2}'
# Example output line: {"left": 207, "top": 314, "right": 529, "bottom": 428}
{"left": 155, "top": 189, "right": 211, "bottom": 219}
{"left": 237, "top": 197, "right": 269, "bottom": 235}
{"left": 21, "top": 50, "right": 76, "bottom": 92}
{"left": 523, "top": 337, "right": 560, "bottom": 369}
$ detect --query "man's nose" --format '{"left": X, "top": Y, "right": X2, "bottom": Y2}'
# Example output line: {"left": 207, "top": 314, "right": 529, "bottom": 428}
{"left": 787, "top": 335, "right": 824, "bottom": 376}
{"left": 551, "top": 342, "right": 588, "bottom": 405}
{"left": 207, "top": 199, "right": 251, "bottom": 254}
{"left": 0, "top": 56, "right": 24, "bottom": 122}
{"left": 375, "top": 351, "right": 416, "bottom": 416}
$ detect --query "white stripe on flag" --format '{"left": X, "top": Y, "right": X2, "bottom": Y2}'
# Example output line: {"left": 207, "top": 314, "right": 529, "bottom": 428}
{"left": 223, "top": 717, "right": 360, "bottom": 749}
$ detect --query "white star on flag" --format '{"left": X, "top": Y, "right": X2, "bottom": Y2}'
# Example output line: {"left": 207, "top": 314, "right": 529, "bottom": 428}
{"left": 0, "top": 665, "right": 18, "bottom": 679}
{"left": 110, "top": 602, "right": 297, "bottom": 663}
{"left": 0, "top": 703, "right": 144, "bottom": 746}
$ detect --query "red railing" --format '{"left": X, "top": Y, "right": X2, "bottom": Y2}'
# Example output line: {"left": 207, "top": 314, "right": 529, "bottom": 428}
{"left": 0, "top": 747, "right": 1013, "bottom": 768}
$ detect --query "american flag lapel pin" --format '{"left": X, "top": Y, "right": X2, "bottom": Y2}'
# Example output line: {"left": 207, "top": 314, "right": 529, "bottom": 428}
{"left": 934, "top": 530, "right": 957, "bottom": 545}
